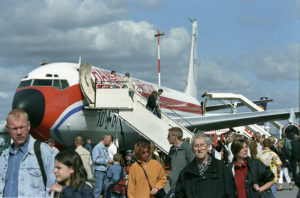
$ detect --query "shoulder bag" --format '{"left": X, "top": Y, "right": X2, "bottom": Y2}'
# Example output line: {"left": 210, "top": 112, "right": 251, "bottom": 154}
{"left": 110, "top": 167, "right": 127, "bottom": 195}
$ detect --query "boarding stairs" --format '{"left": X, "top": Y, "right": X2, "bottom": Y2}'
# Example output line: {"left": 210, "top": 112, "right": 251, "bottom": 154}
{"left": 204, "top": 93, "right": 283, "bottom": 129}
{"left": 203, "top": 92, "right": 282, "bottom": 137}
{"left": 95, "top": 87, "right": 194, "bottom": 153}
{"left": 79, "top": 63, "right": 194, "bottom": 153}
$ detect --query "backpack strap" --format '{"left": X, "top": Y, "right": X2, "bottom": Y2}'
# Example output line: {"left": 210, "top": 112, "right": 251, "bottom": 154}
{"left": 34, "top": 140, "right": 47, "bottom": 190}
{"left": 112, "top": 166, "right": 124, "bottom": 186}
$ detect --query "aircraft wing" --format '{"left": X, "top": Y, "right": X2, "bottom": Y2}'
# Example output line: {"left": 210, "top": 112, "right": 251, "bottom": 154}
{"left": 185, "top": 108, "right": 299, "bottom": 131}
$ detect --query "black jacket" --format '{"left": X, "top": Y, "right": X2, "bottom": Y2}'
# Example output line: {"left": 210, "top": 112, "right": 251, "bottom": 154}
{"left": 60, "top": 183, "right": 94, "bottom": 198}
{"left": 230, "top": 157, "right": 274, "bottom": 198}
{"left": 175, "top": 157, "right": 236, "bottom": 198}
{"left": 295, "top": 172, "right": 300, "bottom": 198}
{"left": 277, "top": 146, "right": 292, "bottom": 167}
{"left": 146, "top": 95, "right": 158, "bottom": 110}
{"left": 291, "top": 139, "right": 300, "bottom": 161}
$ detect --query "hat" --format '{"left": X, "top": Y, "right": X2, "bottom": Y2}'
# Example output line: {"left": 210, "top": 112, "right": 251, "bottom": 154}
{"left": 45, "top": 139, "right": 55, "bottom": 144}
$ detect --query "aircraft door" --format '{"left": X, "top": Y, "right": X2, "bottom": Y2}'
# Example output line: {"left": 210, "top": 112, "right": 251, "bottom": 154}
{"left": 79, "top": 63, "right": 95, "bottom": 106}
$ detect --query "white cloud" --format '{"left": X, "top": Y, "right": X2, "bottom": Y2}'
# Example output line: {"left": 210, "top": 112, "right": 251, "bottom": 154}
{"left": 0, "top": 0, "right": 129, "bottom": 34}
{"left": 161, "top": 28, "right": 190, "bottom": 57}
{"left": 134, "top": 0, "right": 161, "bottom": 9}
{"left": 197, "top": 60, "right": 252, "bottom": 92}
{"left": 0, "top": 92, "right": 9, "bottom": 99}
{"left": 241, "top": 44, "right": 300, "bottom": 81}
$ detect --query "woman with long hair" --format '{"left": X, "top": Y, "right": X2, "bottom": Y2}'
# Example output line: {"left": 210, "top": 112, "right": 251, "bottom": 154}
{"left": 230, "top": 139, "right": 274, "bottom": 198}
{"left": 248, "top": 139, "right": 258, "bottom": 159}
{"left": 48, "top": 150, "right": 94, "bottom": 198}
{"left": 127, "top": 140, "right": 167, "bottom": 198}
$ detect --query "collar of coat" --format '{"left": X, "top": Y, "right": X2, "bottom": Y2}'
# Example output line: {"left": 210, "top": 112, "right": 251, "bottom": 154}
{"left": 183, "top": 155, "right": 219, "bottom": 176}
{"left": 170, "top": 140, "right": 189, "bottom": 151}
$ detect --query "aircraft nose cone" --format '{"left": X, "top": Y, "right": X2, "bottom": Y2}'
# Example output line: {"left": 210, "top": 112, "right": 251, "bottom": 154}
{"left": 12, "top": 89, "right": 45, "bottom": 128}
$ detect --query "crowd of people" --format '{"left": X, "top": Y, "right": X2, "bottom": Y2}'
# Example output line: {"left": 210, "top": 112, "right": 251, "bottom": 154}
{"left": 1, "top": 108, "right": 300, "bottom": 198}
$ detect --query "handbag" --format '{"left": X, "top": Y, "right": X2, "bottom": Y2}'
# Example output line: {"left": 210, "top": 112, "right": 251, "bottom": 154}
{"left": 110, "top": 167, "right": 127, "bottom": 195}
{"left": 137, "top": 162, "right": 166, "bottom": 198}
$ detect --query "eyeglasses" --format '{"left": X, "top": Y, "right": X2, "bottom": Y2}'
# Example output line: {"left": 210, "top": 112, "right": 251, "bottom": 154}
{"left": 142, "top": 151, "right": 149, "bottom": 154}
{"left": 193, "top": 144, "right": 207, "bottom": 149}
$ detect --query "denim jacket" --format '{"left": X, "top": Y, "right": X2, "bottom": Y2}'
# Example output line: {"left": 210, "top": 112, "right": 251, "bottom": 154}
{"left": 92, "top": 142, "right": 111, "bottom": 172}
{"left": 0, "top": 135, "right": 56, "bottom": 197}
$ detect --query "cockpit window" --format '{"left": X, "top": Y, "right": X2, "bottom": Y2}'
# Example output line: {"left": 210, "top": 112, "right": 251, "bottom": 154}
{"left": 61, "top": 80, "right": 69, "bottom": 89}
{"left": 18, "top": 80, "right": 32, "bottom": 88}
{"left": 53, "top": 80, "right": 61, "bottom": 89}
{"left": 17, "top": 79, "right": 70, "bottom": 90}
{"left": 33, "top": 79, "right": 52, "bottom": 86}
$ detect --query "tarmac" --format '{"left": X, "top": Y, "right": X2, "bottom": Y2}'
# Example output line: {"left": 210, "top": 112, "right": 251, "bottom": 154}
{"left": 162, "top": 179, "right": 299, "bottom": 198}
{"left": 277, "top": 181, "right": 299, "bottom": 198}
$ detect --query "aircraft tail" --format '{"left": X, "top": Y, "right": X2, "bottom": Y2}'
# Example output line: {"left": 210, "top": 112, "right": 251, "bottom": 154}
{"left": 184, "top": 19, "right": 198, "bottom": 99}
{"left": 256, "top": 97, "right": 269, "bottom": 110}
{"left": 256, "top": 97, "right": 268, "bottom": 126}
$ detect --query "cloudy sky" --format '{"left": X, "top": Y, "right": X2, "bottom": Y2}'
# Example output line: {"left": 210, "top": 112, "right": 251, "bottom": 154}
{"left": 0, "top": 0, "right": 299, "bottom": 122}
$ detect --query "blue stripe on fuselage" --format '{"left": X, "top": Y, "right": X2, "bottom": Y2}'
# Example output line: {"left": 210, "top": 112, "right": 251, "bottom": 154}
{"left": 54, "top": 105, "right": 84, "bottom": 144}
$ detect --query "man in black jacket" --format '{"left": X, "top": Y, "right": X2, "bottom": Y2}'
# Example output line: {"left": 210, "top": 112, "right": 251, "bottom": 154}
{"left": 175, "top": 132, "right": 235, "bottom": 198}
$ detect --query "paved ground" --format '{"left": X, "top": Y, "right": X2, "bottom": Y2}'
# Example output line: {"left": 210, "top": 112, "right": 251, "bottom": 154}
{"left": 277, "top": 181, "right": 299, "bottom": 198}
{"left": 163, "top": 178, "right": 299, "bottom": 198}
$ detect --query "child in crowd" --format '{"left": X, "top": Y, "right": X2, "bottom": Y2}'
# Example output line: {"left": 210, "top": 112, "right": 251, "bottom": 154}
{"left": 48, "top": 150, "right": 94, "bottom": 198}
{"left": 104, "top": 153, "right": 127, "bottom": 198}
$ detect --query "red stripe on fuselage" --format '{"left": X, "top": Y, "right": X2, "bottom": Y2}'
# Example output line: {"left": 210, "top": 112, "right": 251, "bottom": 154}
{"left": 140, "top": 92, "right": 202, "bottom": 114}
{"left": 16, "top": 85, "right": 83, "bottom": 141}
{"left": 91, "top": 67, "right": 203, "bottom": 114}
{"left": 160, "top": 96, "right": 202, "bottom": 114}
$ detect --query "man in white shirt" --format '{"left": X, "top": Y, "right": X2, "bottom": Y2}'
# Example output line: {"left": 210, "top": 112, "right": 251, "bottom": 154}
{"left": 255, "top": 132, "right": 263, "bottom": 155}
{"left": 107, "top": 136, "right": 118, "bottom": 159}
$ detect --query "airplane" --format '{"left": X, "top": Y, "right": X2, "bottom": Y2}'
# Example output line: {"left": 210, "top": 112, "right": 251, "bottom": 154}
{"left": 2, "top": 19, "right": 299, "bottom": 153}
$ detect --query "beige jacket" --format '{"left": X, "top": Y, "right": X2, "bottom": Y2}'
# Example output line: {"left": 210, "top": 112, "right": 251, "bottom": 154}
{"left": 75, "top": 145, "right": 93, "bottom": 180}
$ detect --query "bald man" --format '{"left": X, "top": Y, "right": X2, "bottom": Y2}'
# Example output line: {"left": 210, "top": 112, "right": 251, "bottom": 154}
{"left": 75, "top": 136, "right": 93, "bottom": 180}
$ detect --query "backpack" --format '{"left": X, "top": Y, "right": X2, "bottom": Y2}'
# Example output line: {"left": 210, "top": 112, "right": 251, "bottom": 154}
{"left": 110, "top": 167, "right": 126, "bottom": 195}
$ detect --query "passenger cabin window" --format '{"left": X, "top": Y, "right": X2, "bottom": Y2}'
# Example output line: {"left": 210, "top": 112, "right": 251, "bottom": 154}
{"left": 18, "top": 80, "right": 32, "bottom": 88}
